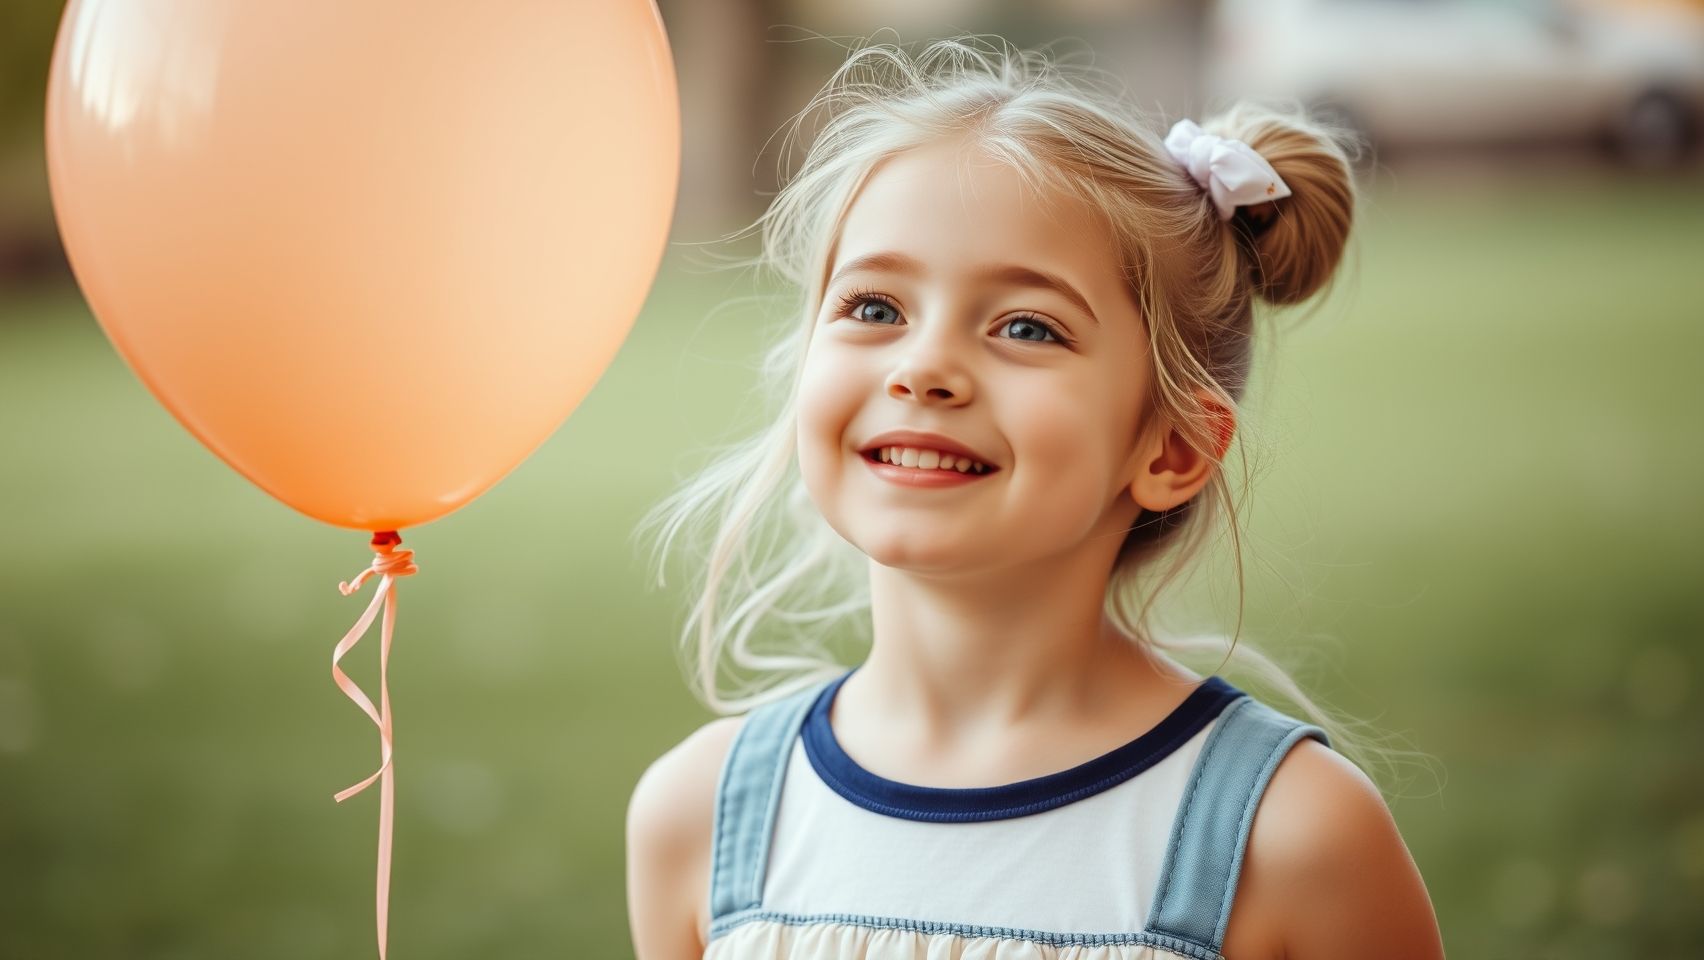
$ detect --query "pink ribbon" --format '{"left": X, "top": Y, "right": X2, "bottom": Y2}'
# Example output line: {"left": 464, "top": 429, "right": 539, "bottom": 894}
{"left": 332, "top": 530, "right": 418, "bottom": 960}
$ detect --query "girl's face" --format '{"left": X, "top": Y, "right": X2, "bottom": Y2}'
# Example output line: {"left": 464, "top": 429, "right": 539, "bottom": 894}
{"left": 797, "top": 139, "right": 1158, "bottom": 575}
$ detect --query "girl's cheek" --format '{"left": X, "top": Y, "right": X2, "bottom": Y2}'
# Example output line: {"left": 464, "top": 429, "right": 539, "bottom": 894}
{"left": 1004, "top": 379, "right": 1087, "bottom": 454}
{"left": 804, "top": 339, "right": 873, "bottom": 409}
{"left": 795, "top": 354, "right": 855, "bottom": 466}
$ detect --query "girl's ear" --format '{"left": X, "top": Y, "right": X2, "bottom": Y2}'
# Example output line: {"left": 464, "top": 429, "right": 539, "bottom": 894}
{"left": 1127, "top": 389, "right": 1233, "bottom": 512}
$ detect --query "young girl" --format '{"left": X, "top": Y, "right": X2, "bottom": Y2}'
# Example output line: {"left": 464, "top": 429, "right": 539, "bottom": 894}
{"left": 626, "top": 37, "right": 1443, "bottom": 960}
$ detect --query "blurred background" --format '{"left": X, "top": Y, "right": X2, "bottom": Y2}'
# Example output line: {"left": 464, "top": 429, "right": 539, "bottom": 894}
{"left": 2, "top": 0, "right": 1702, "bottom": 957}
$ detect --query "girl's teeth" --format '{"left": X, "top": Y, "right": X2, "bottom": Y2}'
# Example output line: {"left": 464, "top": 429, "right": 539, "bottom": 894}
{"left": 880, "top": 446, "right": 987, "bottom": 473}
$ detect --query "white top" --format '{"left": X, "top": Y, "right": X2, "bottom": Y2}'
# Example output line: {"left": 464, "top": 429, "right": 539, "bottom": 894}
{"left": 760, "top": 727, "right": 1217, "bottom": 930}
{"left": 701, "top": 665, "right": 1325, "bottom": 960}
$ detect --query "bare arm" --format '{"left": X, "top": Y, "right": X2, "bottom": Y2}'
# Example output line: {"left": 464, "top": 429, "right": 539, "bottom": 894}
{"left": 1239, "top": 738, "right": 1445, "bottom": 960}
{"left": 625, "top": 716, "right": 747, "bottom": 960}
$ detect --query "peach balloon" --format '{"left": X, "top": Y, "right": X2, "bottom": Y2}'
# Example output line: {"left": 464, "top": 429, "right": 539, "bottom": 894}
{"left": 45, "top": 0, "right": 680, "bottom": 532}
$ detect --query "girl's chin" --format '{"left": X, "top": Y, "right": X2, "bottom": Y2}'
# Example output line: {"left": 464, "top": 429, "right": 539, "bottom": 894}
{"left": 852, "top": 530, "right": 986, "bottom": 571}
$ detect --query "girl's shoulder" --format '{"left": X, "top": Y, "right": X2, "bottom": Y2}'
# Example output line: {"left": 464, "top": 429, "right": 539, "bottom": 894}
{"left": 626, "top": 714, "right": 749, "bottom": 957}
{"left": 1225, "top": 733, "right": 1443, "bottom": 959}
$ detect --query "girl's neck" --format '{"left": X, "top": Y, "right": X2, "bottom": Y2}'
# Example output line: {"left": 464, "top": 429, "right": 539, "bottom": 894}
{"left": 848, "top": 554, "right": 1202, "bottom": 750}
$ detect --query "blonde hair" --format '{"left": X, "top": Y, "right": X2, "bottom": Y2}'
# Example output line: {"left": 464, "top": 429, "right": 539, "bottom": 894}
{"left": 635, "top": 36, "right": 1421, "bottom": 794}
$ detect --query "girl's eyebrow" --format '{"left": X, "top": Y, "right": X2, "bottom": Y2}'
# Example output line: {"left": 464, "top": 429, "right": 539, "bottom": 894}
{"left": 828, "top": 250, "right": 1100, "bottom": 327}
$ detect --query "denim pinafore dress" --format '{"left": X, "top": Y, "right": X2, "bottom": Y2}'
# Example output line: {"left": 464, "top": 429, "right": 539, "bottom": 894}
{"left": 702, "top": 666, "right": 1329, "bottom": 960}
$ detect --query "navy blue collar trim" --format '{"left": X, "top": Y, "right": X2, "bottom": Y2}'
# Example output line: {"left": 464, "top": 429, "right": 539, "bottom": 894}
{"left": 799, "top": 667, "right": 1246, "bottom": 823}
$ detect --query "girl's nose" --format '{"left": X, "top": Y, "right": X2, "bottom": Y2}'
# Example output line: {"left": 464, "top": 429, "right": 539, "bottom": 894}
{"left": 884, "top": 326, "right": 974, "bottom": 405}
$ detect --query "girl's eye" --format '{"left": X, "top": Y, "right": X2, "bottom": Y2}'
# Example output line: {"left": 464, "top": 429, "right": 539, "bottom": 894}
{"left": 839, "top": 291, "right": 901, "bottom": 326}
{"left": 835, "top": 289, "right": 1069, "bottom": 345}
{"left": 996, "top": 314, "right": 1066, "bottom": 345}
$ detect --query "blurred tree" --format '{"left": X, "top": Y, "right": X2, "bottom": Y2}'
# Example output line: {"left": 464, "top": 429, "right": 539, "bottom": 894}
{"left": 0, "top": 1, "right": 59, "bottom": 153}
{"left": 0, "top": 0, "right": 69, "bottom": 289}
{"left": 658, "top": 0, "right": 1211, "bottom": 243}
{"left": 657, "top": 0, "right": 790, "bottom": 241}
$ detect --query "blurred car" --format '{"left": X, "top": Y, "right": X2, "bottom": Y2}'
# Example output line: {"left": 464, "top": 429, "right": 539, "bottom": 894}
{"left": 1205, "top": 0, "right": 1704, "bottom": 167}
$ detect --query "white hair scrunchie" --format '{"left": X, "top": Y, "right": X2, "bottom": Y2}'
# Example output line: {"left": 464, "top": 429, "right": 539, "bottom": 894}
{"left": 1163, "top": 118, "right": 1292, "bottom": 222}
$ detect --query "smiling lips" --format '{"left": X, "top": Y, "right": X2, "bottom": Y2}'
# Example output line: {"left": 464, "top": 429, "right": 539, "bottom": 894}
{"left": 855, "top": 429, "right": 999, "bottom": 487}
{"left": 858, "top": 429, "right": 996, "bottom": 467}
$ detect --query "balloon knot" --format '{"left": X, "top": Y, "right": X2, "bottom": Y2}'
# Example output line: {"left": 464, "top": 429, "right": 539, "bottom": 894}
{"left": 338, "top": 531, "right": 420, "bottom": 595}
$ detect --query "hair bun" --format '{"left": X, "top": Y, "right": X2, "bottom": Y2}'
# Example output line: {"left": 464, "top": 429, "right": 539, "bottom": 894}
{"left": 1202, "top": 102, "right": 1359, "bottom": 306}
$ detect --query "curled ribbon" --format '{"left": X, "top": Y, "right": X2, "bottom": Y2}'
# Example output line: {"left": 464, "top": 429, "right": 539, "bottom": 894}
{"left": 333, "top": 530, "right": 419, "bottom": 960}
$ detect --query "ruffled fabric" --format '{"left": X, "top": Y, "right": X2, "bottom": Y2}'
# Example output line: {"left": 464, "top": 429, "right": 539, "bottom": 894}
{"left": 705, "top": 917, "right": 1199, "bottom": 960}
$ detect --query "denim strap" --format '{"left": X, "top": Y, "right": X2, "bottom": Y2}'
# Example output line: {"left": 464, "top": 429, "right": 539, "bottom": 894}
{"left": 708, "top": 674, "right": 839, "bottom": 921}
{"left": 1143, "top": 694, "right": 1331, "bottom": 953}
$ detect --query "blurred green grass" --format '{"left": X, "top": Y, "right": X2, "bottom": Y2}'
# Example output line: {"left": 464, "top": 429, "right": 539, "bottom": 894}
{"left": 1, "top": 171, "right": 1701, "bottom": 959}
